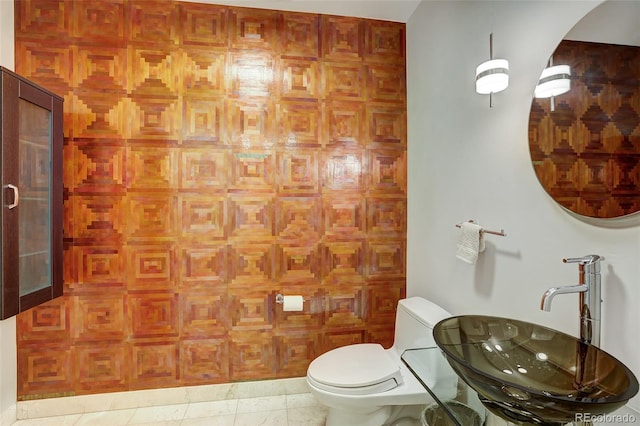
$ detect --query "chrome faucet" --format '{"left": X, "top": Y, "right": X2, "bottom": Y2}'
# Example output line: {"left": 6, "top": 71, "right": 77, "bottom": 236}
{"left": 540, "top": 255, "right": 602, "bottom": 346}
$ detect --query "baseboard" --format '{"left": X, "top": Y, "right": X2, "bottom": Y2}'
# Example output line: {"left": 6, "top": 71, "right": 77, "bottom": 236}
{"left": 0, "top": 403, "right": 16, "bottom": 426}
{"left": 17, "top": 377, "right": 308, "bottom": 420}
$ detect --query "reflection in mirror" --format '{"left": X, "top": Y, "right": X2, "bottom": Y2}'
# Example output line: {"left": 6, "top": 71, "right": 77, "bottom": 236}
{"left": 528, "top": 1, "right": 640, "bottom": 219}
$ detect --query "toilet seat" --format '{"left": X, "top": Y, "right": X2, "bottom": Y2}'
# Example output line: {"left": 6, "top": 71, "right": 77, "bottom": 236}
{"left": 307, "top": 343, "right": 403, "bottom": 396}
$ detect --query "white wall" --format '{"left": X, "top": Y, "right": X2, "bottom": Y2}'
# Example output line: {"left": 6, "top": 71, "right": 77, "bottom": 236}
{"left": 185, "top": 0, "right": 421, "bottom": 23}
{"left": 0, "top": 316, "right": 16, "bottom": 426}
{"left": 407, "top": 0, "right": 639, "bottom": 412}
{"left": 0, "top": 0, "right": 13, "bottom": 68}
{"left": 0, "top": 1, "right": 16, "bottom": 424}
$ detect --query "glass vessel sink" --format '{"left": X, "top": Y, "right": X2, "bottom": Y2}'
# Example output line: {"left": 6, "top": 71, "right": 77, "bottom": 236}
{"left": 434, "top": 315, "right": 639, "bottom": 425}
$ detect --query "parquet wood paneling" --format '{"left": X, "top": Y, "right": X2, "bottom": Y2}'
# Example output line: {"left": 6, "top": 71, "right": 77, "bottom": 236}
{"left": 180, "top": 4, "right": 228, "bottom": 47}
{"left": 73, "top": 141, "right": 126, "bottom": 192}
{"left": 365, "top": 20, "right": 405, "bottom": 64}
{"left": 279, "top": 13, "right": 319, "bottom": 58}
{"left": 274, "top": 332, "right": 319, "bottom": 377}
{"left": 76, "top": 344, "right": 129, "bottom": 393}
{"left": 15, "top": 0, "right": 406, "bottom": 398}
{"left": 18, "top": 344, "right": 75, "bottom": 397}
{"left": 180, "top": 338, "right": 229, "bottom": 382}
{"left": 180, "top": 244, "right": 227, "bottom": 286}
{"left": 73, "top": 295, "right": 127, "bottom": 341}
{"left": 181, "top": 290, "right": 228, "bottom": 337}
{"left": 229, "top": 330, "right": 275, "bottom": 379}
{"left": 130, "top": 342, "right": 179, "bottom": 389}
{"left": 280, "top": 58, "right": 320, "bottom": 99}
{"left": 323, "top": 62, "right": 366, "bottom": 101}
{"left": 321, "top": 16, "right": 364, "bottom": 61}
{"left": 325, "top": 101, "right": 365, "bottom": 147}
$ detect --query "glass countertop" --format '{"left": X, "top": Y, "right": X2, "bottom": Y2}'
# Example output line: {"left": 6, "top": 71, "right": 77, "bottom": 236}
{"left": 401, "top": 347, "right": 487, "bottom": 426}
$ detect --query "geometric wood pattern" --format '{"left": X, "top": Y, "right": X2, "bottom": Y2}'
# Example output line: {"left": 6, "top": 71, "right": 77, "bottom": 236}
{"left": 529, "top": 41, "right": 640, "bottom": 218}
{"left": 15, "top": 1, "right": 406, "bottom": 399}
{"left": 280, "top": 13, "right": 320, "bottom": 58}
{"left": 275, "top": 196, "right": 322, "bottom": 241}
{"left": 367, "top": 65, "right": 406, "bottom": 103}
{"left": 277, "top": 150, "right": 320, "bottom": 193}
{"left": 324, "top": 63, "right": 365, "bottom": 101}
{"left": 73, "top": 295, "right": 127, "bottom": 341}
{"left": 126, "top": 244, "right": 175, "bottom": 290}
{"left": 130, "top": 293, "right": 179, "bottom": 338}
{"left": 131, "top": 342, "right": 179, "bottom": 389}
{"left": 278, "top": 102, "right": 322, "bottom": 147}
{"left": 181, "top": 4, "right": 228, "bottom": 48}
{"left": 325, "top": 101, "right": 365, "bottom": 147}
{"left": 321, "top": 16, "right": 364, "bottom": 61}
{"left": 365, "top": 20, "right": 405, "bottom": 63}
{"left": 281, "top": 58, "right": 320, "bottom": 100}
{"left": 324, "top": 193, "right": 366, "bottom": 237}
{"left": 181, "top": 290, "right": 228, "bottom": 337}
{"left": 179, "top": 194, "right": 227, "bottom": 239}
{"left": 276, "top": 242, "right": 321, "bottom": 284}
{"left": 181, "top": 338, "right": 229, "bottom": 383}
{"left": 274, "top": 332, "right": 319, "bottom": 376}
{"left": 323, "top": 150, "right": 365, "bottom": 191}
{"left": 76, "top": 344, "right": 128, "bottom": 393}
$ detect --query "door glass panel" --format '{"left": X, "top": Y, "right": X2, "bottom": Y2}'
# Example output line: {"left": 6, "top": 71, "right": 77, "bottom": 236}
{"left": 18, "top": 98, "right": 52, "bottom": 296}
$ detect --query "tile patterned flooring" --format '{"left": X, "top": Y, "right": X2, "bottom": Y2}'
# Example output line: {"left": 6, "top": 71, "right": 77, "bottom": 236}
{"left": 11, "top": 397, "right": 640, "bottom": 425}
{"left": 9, "top": 375, "right": 639, "bottom": 426}
{"left": 11, "top": 378, "right": 328, "bottom": 426}
{"left": 12, "top": 393, "right": 328, "bottom": 426}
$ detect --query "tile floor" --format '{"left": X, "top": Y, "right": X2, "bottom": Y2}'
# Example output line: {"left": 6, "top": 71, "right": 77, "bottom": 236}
{"left": 10, "top": 397, "right": 640, "bottom": 425}
{"left": 11, "top": 393, "right": 328, "bottom": 426}
{"left": 9, "top": 375, "right": 639, "bottom": 426}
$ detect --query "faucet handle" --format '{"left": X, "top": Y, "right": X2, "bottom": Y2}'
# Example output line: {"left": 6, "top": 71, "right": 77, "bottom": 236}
{"left": 563, "top": 255, "right": 601, "bottom": 265}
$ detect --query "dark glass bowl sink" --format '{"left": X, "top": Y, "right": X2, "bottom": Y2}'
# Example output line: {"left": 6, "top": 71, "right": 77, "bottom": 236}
{"left": 434, "top": 315, "right": 639, "bottom": 425}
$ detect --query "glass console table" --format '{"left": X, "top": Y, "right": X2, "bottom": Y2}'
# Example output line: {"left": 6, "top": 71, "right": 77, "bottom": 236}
{"left": 402, "top": 347, "right": 487, "bottom": 426}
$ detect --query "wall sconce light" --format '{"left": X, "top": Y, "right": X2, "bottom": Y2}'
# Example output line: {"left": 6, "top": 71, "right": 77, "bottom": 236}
{"left": 476, "top": 33, "right": 509, "bottom": 107}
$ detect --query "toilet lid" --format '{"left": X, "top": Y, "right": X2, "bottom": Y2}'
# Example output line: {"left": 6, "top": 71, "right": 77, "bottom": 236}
{"left": 307, "top": 344, "right": 402, "bottom": 395}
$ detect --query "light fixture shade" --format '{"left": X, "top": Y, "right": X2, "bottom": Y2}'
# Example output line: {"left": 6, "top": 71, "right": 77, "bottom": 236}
{"left": 534, "top": 65, "right": 571, "bottom": 98}
{"left": 475, "top": 59, "right": 509, "bottom": 94}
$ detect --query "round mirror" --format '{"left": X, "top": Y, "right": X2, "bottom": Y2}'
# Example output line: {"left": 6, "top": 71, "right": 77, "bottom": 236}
{"left": 528, "top": 1, "right": 640, "bottom": 219}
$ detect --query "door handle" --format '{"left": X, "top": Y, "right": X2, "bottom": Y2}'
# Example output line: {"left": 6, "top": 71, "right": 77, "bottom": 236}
{"left": 5, "top": 184, "right": 19, "bottom": 209}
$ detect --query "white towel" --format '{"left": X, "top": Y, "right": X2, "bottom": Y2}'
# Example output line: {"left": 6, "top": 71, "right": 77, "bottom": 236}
{"left": 456, "top": 222, "right": 485, "bottom": 264}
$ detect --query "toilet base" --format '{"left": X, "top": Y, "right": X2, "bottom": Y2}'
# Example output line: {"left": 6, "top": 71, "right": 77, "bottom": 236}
{"left": 325, "top": 404, "right": 425, "bottom": 426}
{"left": 326, "top": 405, "right": 392, "bottom": 426}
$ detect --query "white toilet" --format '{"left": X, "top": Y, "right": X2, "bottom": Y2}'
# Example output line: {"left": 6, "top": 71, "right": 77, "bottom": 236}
{"left": 306, "top": 297, "right": 455, "bottom": 426}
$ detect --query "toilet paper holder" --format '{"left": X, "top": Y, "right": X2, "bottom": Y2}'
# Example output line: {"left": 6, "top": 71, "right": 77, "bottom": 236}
{"left": 275, "top": 293, "right": 307, "bottom": 304}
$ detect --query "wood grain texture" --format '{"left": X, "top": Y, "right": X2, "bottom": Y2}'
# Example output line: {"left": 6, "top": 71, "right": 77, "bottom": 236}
{"left": 15, "top": 0, "right": 406, "bottom": 398}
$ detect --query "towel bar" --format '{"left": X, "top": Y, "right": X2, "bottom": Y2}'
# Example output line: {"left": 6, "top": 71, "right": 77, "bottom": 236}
{"left": 455, "top": 220, "right": 506, "bottom": 237}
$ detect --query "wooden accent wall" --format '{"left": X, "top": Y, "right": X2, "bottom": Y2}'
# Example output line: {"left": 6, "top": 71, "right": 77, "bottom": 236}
{"left": 529, "top": 40, "right": 640, "bottom": 218}
{"left": 14, "top": 0, "right": 407, "bottom": 398}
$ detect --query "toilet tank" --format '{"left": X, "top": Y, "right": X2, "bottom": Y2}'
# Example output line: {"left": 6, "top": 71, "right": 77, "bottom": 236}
{"left": 393, "top": 297, "right": 451, "bottom": 352}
